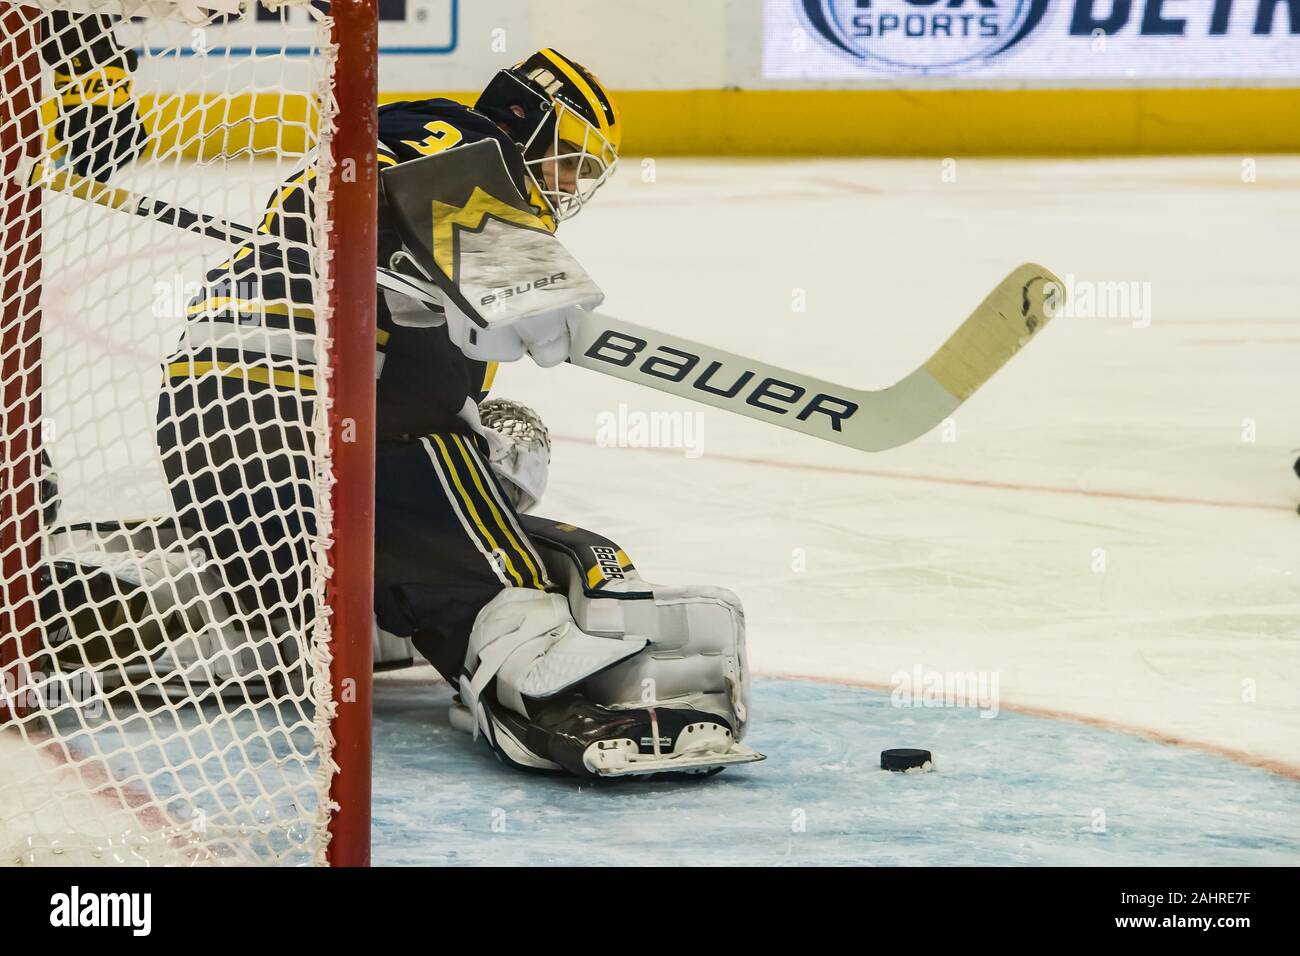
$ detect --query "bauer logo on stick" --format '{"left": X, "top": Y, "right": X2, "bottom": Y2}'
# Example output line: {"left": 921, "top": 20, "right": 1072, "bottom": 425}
{"left": 583, "top": 329, "right": 861, "bottom": 433}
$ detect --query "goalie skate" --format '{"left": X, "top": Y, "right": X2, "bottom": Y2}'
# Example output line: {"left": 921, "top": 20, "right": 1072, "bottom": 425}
{"left": 583, "top": 717, "right": 766, "bottom": 778}
{"left": 536, "top": 698, "right": 763, "bottom": 779}
{"left": 453, "top": 696, "right": 764, "bottom": 778}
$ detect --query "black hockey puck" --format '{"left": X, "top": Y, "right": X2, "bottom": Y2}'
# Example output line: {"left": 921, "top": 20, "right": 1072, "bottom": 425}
{"left": 881, "top": 748, "right": 933, "bottom": 772}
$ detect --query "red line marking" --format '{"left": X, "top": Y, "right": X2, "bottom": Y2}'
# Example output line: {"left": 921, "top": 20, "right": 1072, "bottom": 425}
{"left": 551, "top": 433, "right": 1289, "bottom": 513}
{"left": 761, "top": 670, "right": 1300, "bottom": 783}
{"left": 1187, "top": 337, "right": 1300, "bottom": 345}
{"left": 21, "top": 721, "right": 210, "bottom": 863}
{"left": 1158, "top": 318, "right": 1300, "bottom": 326}
{"left": 374, "top": 670, "right": 1299, "bottom": 779}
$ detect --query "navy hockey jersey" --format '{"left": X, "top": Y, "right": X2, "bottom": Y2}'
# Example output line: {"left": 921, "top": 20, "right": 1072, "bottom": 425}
{"left": 164, "top": 98, "right": 551, "bottom": 441}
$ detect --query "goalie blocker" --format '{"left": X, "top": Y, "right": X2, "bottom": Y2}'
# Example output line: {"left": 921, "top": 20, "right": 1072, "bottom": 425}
{"left": 380, "top": 139, "right": 605, "bottom": 370}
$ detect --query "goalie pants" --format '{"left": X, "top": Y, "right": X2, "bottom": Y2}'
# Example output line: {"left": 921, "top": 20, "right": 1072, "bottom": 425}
{"left": 156, "top": 374, "right": 551, "bottom": 682}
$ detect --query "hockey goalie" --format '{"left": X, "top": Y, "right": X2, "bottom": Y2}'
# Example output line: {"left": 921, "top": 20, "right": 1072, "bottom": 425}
{"left": 34, "top": 24, "right": 1054, "bottom": 780}
{"left": 145, "top": 50, "right": 761, "bottom": 779}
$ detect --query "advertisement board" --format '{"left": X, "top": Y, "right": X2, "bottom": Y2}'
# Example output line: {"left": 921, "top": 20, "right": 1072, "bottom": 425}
{"left": 764, "top": 0, "right": 1300, "bottom": 80}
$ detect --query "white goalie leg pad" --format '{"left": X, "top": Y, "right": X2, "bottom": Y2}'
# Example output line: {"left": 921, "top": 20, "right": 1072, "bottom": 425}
{"left": 373, "top": 625, "right": 414, "bottom": 668}
{"left": 583, "top": 584, "right": 752, "bottom": 742}
{"left": 42, "top": 522, "right": 305, "bottom": 698}
{"left": 459, "top": 587, "right": 647, "bottom": 738}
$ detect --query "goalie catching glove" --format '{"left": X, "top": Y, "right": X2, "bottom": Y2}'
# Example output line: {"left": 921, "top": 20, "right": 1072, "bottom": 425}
{"left": 477, "top": 397, "right": 550, "bottom": 513}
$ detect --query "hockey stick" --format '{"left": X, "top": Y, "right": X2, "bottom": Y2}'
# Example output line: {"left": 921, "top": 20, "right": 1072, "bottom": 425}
{"left": 35, "top": 163, "right": 1062, "bottom": 452}
{"left": 380, "top": 145, "right": 1065, "bottom": 453}
{"left": 568, "top": 263, "right": 1062, "bottom": 452}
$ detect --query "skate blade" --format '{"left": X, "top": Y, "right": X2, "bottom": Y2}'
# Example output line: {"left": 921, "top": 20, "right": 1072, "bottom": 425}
{"left": 589, "top": 742, "right": 766, "bottom": 778}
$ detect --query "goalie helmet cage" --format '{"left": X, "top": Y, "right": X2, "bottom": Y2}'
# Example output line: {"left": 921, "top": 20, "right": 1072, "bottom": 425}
{"left": 0, "top": 0, "right": 375, "bottom": 865}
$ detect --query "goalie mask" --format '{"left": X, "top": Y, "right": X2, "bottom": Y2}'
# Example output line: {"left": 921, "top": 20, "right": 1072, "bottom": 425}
{"left": 475, "top": 49, "right": 621, "bottom": 224}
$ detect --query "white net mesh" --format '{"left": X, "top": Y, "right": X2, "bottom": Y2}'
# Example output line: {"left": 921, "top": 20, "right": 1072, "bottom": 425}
{"left": 0, "top": 0, "right": 353, "bottom": 865}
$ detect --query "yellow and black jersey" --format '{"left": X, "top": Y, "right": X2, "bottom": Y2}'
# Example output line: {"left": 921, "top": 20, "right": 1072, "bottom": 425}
{"left": 166, "top": 98, "right": 545, "bottom": 439}
{"left": 258, "top": 98, "right": 547, "bottom": 251}
{"left": 163, "top": 240, "right": 321, "bottom": 395}
{"left": 39, "top": 12, "right": 145, "bottom": 180}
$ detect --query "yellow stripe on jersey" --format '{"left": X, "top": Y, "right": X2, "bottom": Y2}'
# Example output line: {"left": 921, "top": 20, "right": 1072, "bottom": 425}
{"left": 214, "top": 245, "right": 256, "bottom": 272}
{"left": 186, "top": 297, "right": 316, "bottom": 320}
{"left": 166, "top": 359, "right": 316, "bottom": 391}
{"left": 451, "top": 434, "right": 546, "bottom": 590}
{"left": 480, "top": 361, "right": 498, "bottom": 394}
{"left": 259, "top": 168, "right": 316, "bottom": 234}
{"left": 429, "top": 434, "right": 525, "bottom": 587}
{"left": 376, "top": 328, "right": 391, "bottom": 346}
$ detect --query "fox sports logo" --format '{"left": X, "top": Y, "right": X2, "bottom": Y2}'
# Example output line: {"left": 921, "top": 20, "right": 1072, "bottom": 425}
{"left": 799, "top": 0, "right": 1052, "bottom": 72}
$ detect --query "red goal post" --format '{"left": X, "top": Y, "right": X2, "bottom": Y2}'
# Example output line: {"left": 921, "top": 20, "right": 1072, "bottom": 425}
{"left": 322, "top": 0, "right": 377, "bottom": 870}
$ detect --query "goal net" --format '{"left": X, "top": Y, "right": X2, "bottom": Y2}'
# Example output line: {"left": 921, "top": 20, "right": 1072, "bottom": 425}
{"left": 0, "top": 0, "right": 375, "bottom": 865}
